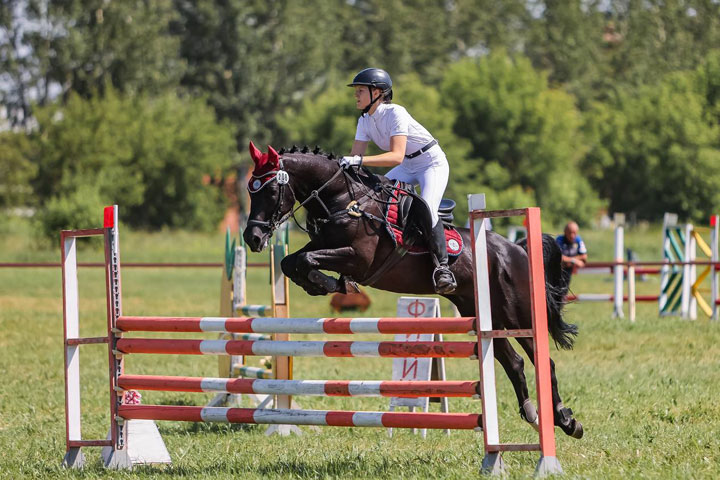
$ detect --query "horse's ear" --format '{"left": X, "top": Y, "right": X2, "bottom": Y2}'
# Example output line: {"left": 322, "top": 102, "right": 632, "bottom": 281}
{"left": 249, "top": 141, "right": 262, "bottom": 164}
{"left": 267, "top": 145, "right": 279, "bottom": 167}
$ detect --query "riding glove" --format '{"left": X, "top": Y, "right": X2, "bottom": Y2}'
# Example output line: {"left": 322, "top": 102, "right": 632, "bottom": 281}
{"left": 339, "top": 155, "right": 363, "bottom": 169}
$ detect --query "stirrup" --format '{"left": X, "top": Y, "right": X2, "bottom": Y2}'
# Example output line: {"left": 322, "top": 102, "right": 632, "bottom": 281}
{"left": 432, "top": 266, "right": 457, "bottom": 294}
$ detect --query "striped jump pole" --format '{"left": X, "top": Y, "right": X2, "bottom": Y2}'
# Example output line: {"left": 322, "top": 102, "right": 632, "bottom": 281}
{"left": 118, "top": 405, "right": 483, "bottom": 431}
{"left": 118, "top": 374, "right": 480, "bottom": 398}
{"left": 116, "top": 316, "right": 477, "bottom": 335}
{"left": 115, "top": 338, "right": 478, "bottom": 358}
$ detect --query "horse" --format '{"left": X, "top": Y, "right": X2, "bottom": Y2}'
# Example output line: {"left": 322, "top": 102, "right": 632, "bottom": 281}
{"left": 242, "top": 142, "right": 583, "bottom": 439}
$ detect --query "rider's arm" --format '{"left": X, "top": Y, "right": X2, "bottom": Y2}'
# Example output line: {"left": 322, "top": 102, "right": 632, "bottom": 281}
{"left": 360, "top": 135, "right": 407, "bottom": 167}
{"left": 351, "top": 140, "right": 369, "bottom": 156}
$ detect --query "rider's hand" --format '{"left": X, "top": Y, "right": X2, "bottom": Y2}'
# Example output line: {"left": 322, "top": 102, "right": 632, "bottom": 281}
{"left": 339, "top": 155, "right": 362, "bottom": 169}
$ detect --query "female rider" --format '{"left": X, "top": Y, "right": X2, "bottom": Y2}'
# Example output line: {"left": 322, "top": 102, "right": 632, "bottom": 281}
{"left": 340, "top": 68, "right": 456, "bottom": 294}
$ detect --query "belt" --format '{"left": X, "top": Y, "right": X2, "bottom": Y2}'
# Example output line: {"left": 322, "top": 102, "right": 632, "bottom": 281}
{"left": 405, "top": 139, "right": 438, "bottom": 159}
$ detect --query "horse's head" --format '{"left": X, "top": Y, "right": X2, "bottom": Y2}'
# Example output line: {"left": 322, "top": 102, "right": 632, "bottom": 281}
{"left": 243, "top": 141, "right": 295, "bottom": 252}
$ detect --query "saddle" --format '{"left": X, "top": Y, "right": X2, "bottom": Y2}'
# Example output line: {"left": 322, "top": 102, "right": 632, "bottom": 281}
{"left": 384, "top": 181, "right": 463, "bottom": 257}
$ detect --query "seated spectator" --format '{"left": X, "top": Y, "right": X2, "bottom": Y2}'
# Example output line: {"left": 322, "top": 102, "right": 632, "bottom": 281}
{"left": 556, "top": 221, "right": 587, "bottom": 288}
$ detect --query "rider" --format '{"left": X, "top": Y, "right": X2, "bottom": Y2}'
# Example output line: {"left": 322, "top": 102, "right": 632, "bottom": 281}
{"left": 340, "top": 68, "right": 457, "bottom": 294}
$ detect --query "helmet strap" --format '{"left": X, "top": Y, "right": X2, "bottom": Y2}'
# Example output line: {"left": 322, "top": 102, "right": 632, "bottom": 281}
{"left": 362, "top": 86, "right": 382, "bottom": 115}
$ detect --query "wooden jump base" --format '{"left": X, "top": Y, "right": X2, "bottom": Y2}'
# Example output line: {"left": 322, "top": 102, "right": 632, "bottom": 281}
{"left": 61, "top": 198, "right": 562, "bottom": 476}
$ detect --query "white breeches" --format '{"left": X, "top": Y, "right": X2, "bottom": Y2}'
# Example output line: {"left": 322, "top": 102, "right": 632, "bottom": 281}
{"left": 385, "top": 146, "right": 449, "bottom": 226}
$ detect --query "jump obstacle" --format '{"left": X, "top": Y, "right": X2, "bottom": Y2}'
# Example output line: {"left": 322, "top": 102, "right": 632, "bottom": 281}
{"left": 211, "top": 227, "right": 294, "bottom": 417}
{"left": 61, "top": 196, "right": 562, "bottom": 476}
{"left": 566, "top": 214, "right": 719, "bottom": 322}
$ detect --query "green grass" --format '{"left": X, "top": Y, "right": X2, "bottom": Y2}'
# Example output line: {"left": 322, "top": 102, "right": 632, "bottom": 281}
{"left": 1, "top": 220, "right": 719, "bottom": 479}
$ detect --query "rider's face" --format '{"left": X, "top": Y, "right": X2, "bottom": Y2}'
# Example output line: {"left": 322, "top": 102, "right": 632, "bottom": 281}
{"left": 354, "top": 86, "right": 382, "bottom": 110}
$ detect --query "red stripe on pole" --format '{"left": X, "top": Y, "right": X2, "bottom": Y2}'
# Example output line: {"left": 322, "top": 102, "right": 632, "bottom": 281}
{"left": 380, "top": 412, "right": 481, "bottom": 430}
{"left": 377, "top": 341, "right": 476, "bottom": 358}
{"left": 117, "top": 317, "right": 207, "bottom": 332}
{"left": 116, "top": 339, "right": 206, "bottom": 355}
{"left": 378, "top": 381, "right": 479, "bottom": 397}
{"left": 325, "top": 411, "right": 355, "bottom": 426}
{"left": 325, "top": 381, "right": 351, "bottom": 396}
{"left": 376, "top": 318, "right": 475, "bottom": 334}
{"left": 103, "top": 206, "right": 114, "bottom": 228}
{"left": 119, "top": 405, "right": 203, "bottom": 422}
{"left": 322, "top": 318, "right": 354, "bottom": 334}
{"left": 118, "top": 375, "right": 206, "bottom": 392}
{"left": 226, "top": 409, "right": 257, "bottom": 423}
{"left": 323, "top": 342, "right": 353, "bottom": 357}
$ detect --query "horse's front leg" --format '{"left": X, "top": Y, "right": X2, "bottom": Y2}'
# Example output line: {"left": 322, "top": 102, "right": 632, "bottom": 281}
{"left": 295, "top": 246, "right": 365, "bottom": 296}
{"left": 280, "top": 243, "right": 330, "bottom": 296}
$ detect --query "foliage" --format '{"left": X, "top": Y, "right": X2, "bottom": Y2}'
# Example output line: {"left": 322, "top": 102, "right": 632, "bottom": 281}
{"left": 174, "top": 0, "right": 346, "bottom": 147}
{"left": 28, "top": 87, "right": 238, "bottom": 237}
{"left": 582, "top": 70, "right": 720, "bottom": 222}
{"left": 441, "top": 52, "right": 602, "bottom": 225}
{"left": 0, "top": 131, "right": 37, "bottom": 209}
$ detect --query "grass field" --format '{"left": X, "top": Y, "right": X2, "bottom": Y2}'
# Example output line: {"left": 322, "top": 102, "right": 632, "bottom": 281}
{"left": 1, "top": 218, "right": 719, "bottom": 479}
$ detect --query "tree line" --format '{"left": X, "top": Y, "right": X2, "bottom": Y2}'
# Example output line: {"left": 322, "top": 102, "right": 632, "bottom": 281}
{"left": 2, "top": 0, "right": 720, "bottom": 238}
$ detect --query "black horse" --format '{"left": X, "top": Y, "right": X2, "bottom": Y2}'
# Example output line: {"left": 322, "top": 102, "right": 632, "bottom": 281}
{"left": 243, "top": 143, "right": 583, "bottom": 439}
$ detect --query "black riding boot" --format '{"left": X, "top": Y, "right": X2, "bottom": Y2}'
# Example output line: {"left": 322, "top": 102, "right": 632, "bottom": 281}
{"left": 430, "top": 221, "right": 457, "bottom": 294}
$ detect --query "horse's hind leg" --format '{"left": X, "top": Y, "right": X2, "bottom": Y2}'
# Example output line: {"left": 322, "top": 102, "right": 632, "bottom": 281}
{"left": 451, "top": 297, "right": 538, "bottom": 430}
{"left": 516, "top": 337, "right": 584, "bottom": 439}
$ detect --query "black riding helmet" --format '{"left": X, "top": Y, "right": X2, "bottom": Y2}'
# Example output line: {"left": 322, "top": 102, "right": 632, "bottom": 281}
{"left": 348, "top": 68, "right": 393, "bottom": 114}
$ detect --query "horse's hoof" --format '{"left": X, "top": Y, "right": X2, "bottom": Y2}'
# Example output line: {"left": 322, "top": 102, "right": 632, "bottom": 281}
{"left": 570, "top": 420, "right": 584, "bottom": 439}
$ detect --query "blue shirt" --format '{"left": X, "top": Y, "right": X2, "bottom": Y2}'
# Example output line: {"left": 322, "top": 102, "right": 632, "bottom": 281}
{"left": 556, "top": 235, "right": 587, "bottom": 258}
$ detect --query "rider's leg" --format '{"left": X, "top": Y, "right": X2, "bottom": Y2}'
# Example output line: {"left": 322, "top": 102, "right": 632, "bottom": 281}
{"left": 416, "top": 157, "right": 456, "bottom": 294}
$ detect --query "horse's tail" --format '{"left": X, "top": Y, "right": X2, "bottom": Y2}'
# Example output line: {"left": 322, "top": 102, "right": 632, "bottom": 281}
{"left": 518, "top": 234, "right": 578, "bottom": 350}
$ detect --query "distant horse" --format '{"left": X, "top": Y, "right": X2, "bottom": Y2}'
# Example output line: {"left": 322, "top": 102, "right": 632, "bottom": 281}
{"left": 243, "top": 143, "right": 583, "bottom": 438}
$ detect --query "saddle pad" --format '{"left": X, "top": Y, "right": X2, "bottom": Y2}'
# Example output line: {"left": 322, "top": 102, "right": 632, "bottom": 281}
{"left": 384, "top": 182, "right": 463, "bottom": 256}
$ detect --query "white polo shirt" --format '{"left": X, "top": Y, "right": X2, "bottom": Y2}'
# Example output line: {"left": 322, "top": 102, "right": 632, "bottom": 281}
{"left": 354, "top": 103, "right": 434, "bottom": 155}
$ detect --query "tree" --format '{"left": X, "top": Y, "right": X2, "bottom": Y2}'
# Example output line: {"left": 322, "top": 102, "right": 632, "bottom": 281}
{"left": 29, "top": 87, "right": 238, "bottom": 238}
{"left": 525, "top": 0, "right": 608, "bottom": 106}
{"left": 174, "top": 0, "right": 346, "bottom": 148}
{"left": 441, "top": 52, "right": 601, "bottom": 225}
{"left": 582, "top": 71, "right": 720, "bottom": 221}
{"left": 0, "top": 131, "right": 37, "bottom": 209}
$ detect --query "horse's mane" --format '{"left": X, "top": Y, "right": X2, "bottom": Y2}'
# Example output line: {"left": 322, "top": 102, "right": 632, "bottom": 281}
{"left": 277, "top": 145, "right": 337, "bottom": 160}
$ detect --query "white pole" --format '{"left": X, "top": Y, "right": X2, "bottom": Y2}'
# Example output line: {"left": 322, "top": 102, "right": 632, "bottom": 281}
{"left": 628, "top": 265, "right": 636, "bottom": 323}
{"left": 613, "top": 226, "right": 624, "bottom": 318}
{"left": 681, "top": 224, "right": 695, "bottom": 320}
{"left": 62, "top": 235, "right": 84, "bottom": 467}
{"left": 468, "top": 194, "right": 501, "bottom": 473}
{"left": 712, "top": 215, "right": 719, "bottom": 321}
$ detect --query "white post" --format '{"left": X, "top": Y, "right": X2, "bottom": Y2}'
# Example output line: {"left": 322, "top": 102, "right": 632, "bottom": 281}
{"left": 712, "top": 215, "right": 719, "bottom": 321}
{"left": 62, "top": 235, "right": 85, "bottom": 468}
{"left": 613, "top": 226, "right": 624, "bottom": 318}
{"left": 468, "top": 194, "right": 502, "bottom": 474}
{"left": 628, "top": 265, "right": 636, "bottom": 323}
{"left": 681, "top": 224, "right": 695, "bottom": 320}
